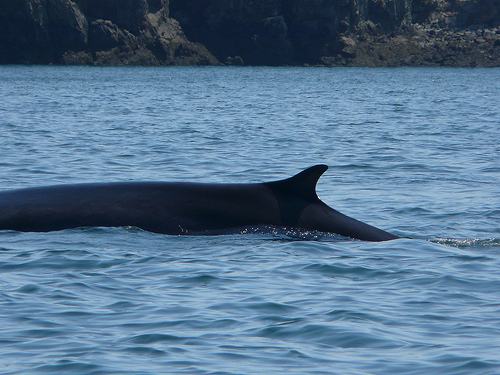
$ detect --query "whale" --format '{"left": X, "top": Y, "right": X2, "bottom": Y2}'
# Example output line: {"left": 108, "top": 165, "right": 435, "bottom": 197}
{"left": 0, "top": 165, "right": 399, "bottom": 241}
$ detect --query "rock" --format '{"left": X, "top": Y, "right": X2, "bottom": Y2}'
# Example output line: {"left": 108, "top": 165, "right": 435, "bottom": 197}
{"left": 45, "top": 0, "right": 88, "bottom": 50}
{"left": 81, "top": 0, "right": 219, "bottom": 65}
{"left": 167, "top": 41, "right": 219, "bottom": 65}
{"left": 363, "top": 0, "right": 412, "bottom": 30}
{"left": 144, "top": 13, "right": 219, "bottom": 65}
{"left": 0, "top": 0, "right": 218, "bottom": 65}
{"left": 225, "top": 55, "right": 245, "bottom": 65}
{"left": 93, "top": 46, "right": 159, "bottom": 65}
{"left": 73, "top": 0, "right": 149, "bottom": 34}
{"left": 170, "top": 0, "right": 291, "bottom": 65}
{"left": 340, "top": 36, "right": 357, "bottom": 58}
{"left": 251, "top": 15, "right": 294, "bottom": 65}
{"left": 0, "top": 0, "right": 88, "bottom": 63}
{"left": 0, "top": 1, "right": 48, "bottom": 63}
{"left": 1, "top": 0, "right": 500, "bottom": 66}
{"left": 281, "top": 0, "right": 352, "bottom": 63}
{"left": 61, "top": 50, "right": 92, "bottom": 64}
{"left": 360, "top": 20, "right": 383, "bottom": 35}
{"left": 88, "top": 19, "right": 137, "bottom": 52}
{"left": 169, "top": 0, "right": 411, "bottom": 65}
{"left": 146, "top": 11, "right": 185, "bottom": 44}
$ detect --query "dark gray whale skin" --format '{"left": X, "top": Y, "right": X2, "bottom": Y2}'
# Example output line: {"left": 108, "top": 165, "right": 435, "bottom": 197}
{"left": 0, "top": 165, "right": 399, "bottom": 241}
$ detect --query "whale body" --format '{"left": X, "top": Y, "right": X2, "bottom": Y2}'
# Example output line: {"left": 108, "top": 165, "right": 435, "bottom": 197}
{"left": 0, "top": 165, "right": 398, "bottom": 241}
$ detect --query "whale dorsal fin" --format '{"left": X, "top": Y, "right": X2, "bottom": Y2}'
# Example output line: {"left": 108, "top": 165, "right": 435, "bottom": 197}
{"left": 266, "top": 165, "right": 328, "bottom": 202}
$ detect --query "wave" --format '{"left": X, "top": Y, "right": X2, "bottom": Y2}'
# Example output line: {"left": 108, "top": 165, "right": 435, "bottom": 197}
{"left": 192, "top": 225, "right": 348, "bottom": 242}
{"left": 433, "top": 238, "right": 500, "bottom": 248}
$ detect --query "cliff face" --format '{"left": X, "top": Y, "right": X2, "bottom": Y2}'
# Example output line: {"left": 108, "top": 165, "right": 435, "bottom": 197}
{"left": 0, "top": 0, "right": 219, "bottom": 65}
{"left": 346, "top": 0, "right": 500, "bottom": 67}
{"left": 168, "top": 0, "right": 413, "bottom": 65}
{"left": 1, "top": 0, "right": 499, "bottom": 66}
{"left": 170, "top": 0, "right": 500, "bottom": 66}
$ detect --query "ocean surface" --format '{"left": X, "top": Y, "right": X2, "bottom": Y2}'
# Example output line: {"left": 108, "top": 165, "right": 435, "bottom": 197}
{"left": 0, "top": 66, "right": 499, "bottom": 375}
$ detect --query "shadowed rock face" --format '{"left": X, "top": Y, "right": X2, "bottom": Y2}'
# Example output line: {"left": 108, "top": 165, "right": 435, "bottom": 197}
{"left": 0, "top": 0, "right": 219, "bottom": 65}
{"left": 0, "top": 0, "right": 499, "bottom": 66}
{"left": 168, "top": 0, "right": 413, "bottom": 65}
{"left": 73, "top": 0, "right": 150, "bottom": 33}
{"left": 0, "top": 0, "right": 88, "bottom": 63}
{"left": 169, "top": 0, "right": 500, "bottom": 67}
{"left": 169, "top": 0, "right": 294, "bottom": 66}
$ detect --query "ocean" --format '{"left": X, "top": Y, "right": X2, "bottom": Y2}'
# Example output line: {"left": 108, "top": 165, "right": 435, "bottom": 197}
{"left": 0, "top": 65, "right": 499, "bottom": 374}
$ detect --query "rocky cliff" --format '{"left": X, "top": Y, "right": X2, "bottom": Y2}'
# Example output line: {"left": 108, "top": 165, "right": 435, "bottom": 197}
{"left": 170, "top": 0, "right": 500, "bottom": 66}
{"left": 0, "top": 0, "right": 218, "bottom": 65}
{"left": 1, "top": 0, "right": 499, "bottom": 66}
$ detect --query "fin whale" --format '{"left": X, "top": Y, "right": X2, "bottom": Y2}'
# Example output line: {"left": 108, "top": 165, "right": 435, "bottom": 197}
{"left": 0, "top": 165, "right": 398, "bottom": 241}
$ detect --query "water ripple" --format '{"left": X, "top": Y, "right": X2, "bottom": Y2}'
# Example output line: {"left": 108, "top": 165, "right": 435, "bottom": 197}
{"left": 1, "top": 66, "right": 499, "bottom": 375}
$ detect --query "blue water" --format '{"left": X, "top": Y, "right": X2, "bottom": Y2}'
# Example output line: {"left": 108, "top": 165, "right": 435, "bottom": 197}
{"left": 0, "top": 66, "right": 499, "bottom": 374}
